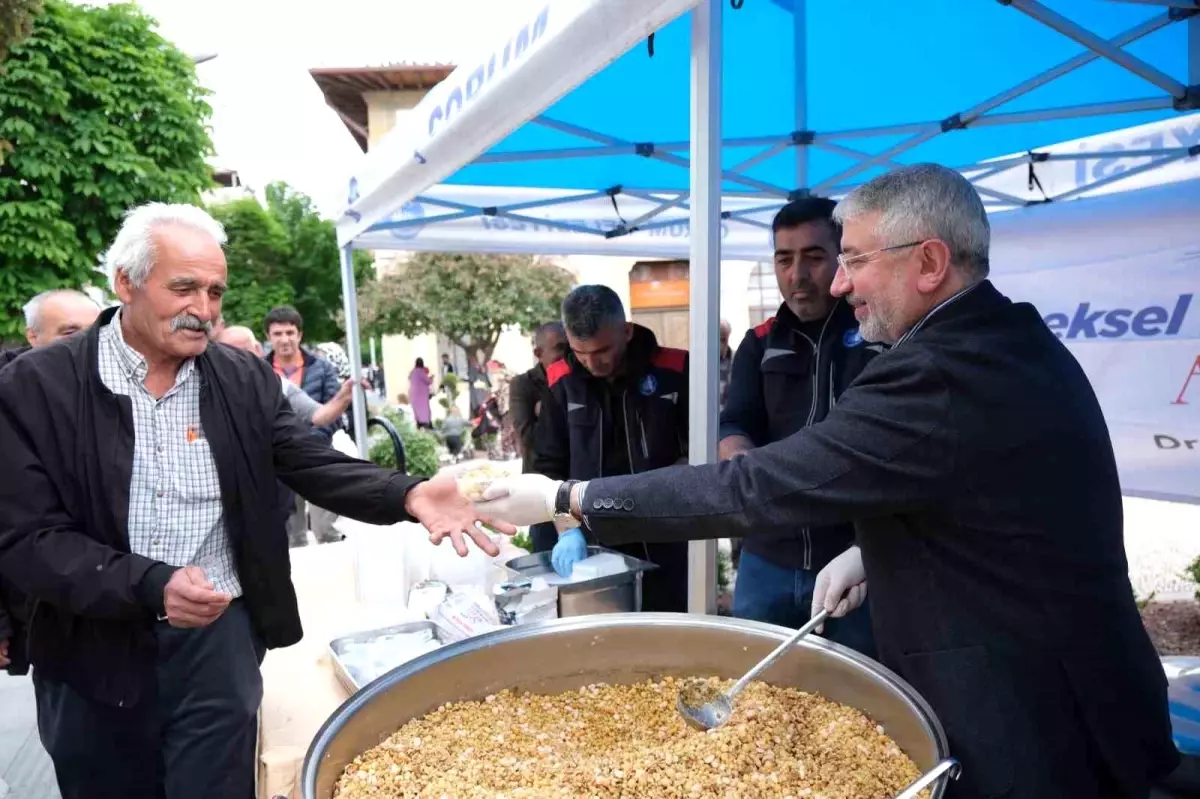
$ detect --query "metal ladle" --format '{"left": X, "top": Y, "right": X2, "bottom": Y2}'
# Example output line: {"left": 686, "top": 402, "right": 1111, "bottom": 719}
{"left": 677, "top": 609, "right": 829, "bottom": 731}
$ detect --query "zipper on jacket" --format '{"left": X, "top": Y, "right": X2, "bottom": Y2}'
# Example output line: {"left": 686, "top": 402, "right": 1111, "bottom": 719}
{"left": 798, "top": 308, "right": 836, "bottom": 571}
{"left": 621, "top": 389, "right": 653, "bottom": 563}
{"left": 637, "top": 411, "right": 650, "bottom": 460}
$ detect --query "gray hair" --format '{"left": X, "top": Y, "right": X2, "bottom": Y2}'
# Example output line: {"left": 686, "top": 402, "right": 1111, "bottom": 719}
{"left": 833, "top": 163, "right": 990, "bottom": 279}
{"left": 103, "top": 202, "right": 227, "bottom": 292}
{"left": 561, "top": 285, "right": 626, "bottom": 339}
{"left": 23, "top": 289, "right": 98, "bottom": 332}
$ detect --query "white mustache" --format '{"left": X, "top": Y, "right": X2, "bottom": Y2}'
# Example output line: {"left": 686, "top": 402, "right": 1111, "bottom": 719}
{"left": 170, "top": 314, "right": 213, "bottom": 334}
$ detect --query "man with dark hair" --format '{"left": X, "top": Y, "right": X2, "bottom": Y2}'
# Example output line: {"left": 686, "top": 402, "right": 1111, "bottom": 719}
{"left": 718, "top": 198, "right": 878, "bottom": 656}
{"left": 509, "top": 322, "right": 567, "bottom": 552}
{"left": 533, "top": 285, "right": 690, "bottom": 611}
{"left": 263, "top": 305, "right": 344, "bottom": 545}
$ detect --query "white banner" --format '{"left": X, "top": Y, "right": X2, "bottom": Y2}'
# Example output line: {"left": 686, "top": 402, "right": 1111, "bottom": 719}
{"left": 973, "top": 112, "right": 1200, "bottom": 203}
{"left": 351, "top": 185, "right": 777, "bottom": 258}
{"left": 990, "top": 247, "right": 1199, "bottom": 504}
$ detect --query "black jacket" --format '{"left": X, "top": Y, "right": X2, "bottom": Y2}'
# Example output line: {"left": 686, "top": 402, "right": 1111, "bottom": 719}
{"left": 0, "top": 308, "right": 423, "bottom": 707}
{"left": 533, "top": 324, "right": 688, "bottom": 482}
{"left": 578, "top": 282, "right": 1177, "bottom": 798}
{"left": 266, "top": 347, "right": 342, "bottom": 443}
{"left": 0, "top": 345, "right": 31, "bottom": 675}
{"left": 509, "top": 364, "right": 551, "bottom": 474}
{"left": 719, "top": 299, "right": 877, "bottom": 570}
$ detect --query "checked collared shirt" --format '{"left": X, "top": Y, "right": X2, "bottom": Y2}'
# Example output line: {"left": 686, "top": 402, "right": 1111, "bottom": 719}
{"left": 96, "top": 312, "right": 241, "bottom": 597}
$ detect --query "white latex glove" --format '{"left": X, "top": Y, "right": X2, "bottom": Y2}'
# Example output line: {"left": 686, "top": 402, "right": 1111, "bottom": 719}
{"left": 475, "top": 474, "right": 561, "bottom": 527}
{"left": 811, "top": 546, "right": 867, "bottom": 634}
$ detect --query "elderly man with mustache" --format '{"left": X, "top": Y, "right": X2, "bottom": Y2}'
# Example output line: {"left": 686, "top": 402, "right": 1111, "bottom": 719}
{"left": 0, "top": 202, "right": 512, "bottom": 799}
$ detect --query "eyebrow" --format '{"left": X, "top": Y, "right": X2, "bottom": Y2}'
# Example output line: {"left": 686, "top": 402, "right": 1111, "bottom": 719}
{"left": 167, "top": 278, "right": 227, "bottom": 292}
{"left": 775, "top": 245, "right": 829, "bottom": 257}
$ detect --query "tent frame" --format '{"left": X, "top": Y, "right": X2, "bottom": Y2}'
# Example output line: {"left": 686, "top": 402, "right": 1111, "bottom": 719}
{"left": 338, "top": 0, "right": 1200, "bottom": 612}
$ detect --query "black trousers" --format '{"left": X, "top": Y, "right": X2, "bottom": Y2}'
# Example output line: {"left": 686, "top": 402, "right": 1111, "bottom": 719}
{"left": 34, "top": 600, "right": 265, "bottom": 799}
{"left": 614, "top": 540, "right": 690, "bottom": 613}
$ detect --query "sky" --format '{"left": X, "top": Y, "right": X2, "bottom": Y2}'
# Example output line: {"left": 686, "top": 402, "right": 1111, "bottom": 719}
{"left": 92, "top": 0, "right": 541, "bottom": 217}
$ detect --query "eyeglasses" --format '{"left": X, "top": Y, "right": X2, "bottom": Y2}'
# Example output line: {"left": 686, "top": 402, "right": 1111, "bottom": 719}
{"left": 836, "top": 240, "right": 926, "bottom": 271}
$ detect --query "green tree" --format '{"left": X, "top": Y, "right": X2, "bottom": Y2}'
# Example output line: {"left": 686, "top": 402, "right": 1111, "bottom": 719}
{"left": 212, "top": 181, "right": 374, "bottom": 341}
{"left": 358, "top": 252, "right": 574, "bottom": 362}
{"left": 0, "top": 0, "right": 42, "bottom": 62}
{"left": 0, "top": 0, "right": 213, "bottom": 340}
{"left": 208, "top": 197, "right": 293, "bottom": 332}
{"left": 264, "top": 182, "right": 373, "bottom": 342}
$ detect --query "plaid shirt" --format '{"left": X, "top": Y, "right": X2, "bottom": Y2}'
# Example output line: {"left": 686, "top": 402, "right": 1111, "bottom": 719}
{"left": 97, "top": 313, "right": 241, "bottom": 597}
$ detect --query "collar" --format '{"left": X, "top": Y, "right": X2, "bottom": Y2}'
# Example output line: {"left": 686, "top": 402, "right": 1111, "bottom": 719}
{"left": 893, "top": 282, "right": 984, "bottom": 348}
{"left": 106, "top": 308, "right": 196, "bottom": 388}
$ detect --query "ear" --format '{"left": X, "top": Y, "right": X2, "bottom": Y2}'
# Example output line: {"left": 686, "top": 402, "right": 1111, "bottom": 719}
{"left": 24, "top": 328, "right": 38, "bottom": 347}
{"left": 114, "top": 267, "right": 135, "bottom": 305}
{"left": 915, "top": 239, "right": 953, "bottom": 295}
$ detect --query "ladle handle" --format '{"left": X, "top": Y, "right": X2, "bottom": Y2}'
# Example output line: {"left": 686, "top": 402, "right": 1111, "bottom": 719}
{"left": 892, "top": 758, "right": 961, "bottom": 799}
{"left": 727, "top": 609, "right": 829, "bottom": 700}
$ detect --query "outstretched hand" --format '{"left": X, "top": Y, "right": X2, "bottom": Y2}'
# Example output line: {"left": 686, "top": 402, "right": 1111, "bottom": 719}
{"left": 406, "top": 473, "right": 517, "bottom": 556}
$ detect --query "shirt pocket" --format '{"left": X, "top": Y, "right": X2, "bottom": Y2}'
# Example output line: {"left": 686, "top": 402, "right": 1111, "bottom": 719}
{"left": 172, "top": 431, "right": 222, "bottom": 503}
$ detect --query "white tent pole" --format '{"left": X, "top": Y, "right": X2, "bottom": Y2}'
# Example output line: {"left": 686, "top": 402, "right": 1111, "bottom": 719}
{"left": 339, "top": 246, "right": 370, "bottom": 459}
{"left": 794, "top": 0, "right": 808, "bottom": 191}
{"left": 687, "top": 0, "right": 721, "bottom": 616}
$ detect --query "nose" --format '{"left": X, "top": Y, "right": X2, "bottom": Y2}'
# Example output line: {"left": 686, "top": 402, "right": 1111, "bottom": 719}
{"left": 830, "top": 264, "right": 851, "bottom": 297}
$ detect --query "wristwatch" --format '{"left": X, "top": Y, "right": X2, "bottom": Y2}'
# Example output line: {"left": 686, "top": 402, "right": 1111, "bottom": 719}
{"left": 554, "top": 479, "right": 580, "bottom": 521}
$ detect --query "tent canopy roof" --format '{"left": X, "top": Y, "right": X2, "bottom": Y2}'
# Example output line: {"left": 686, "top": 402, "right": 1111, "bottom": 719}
{"left": 337, "top": 0, "right": 1198, "bottom": 247}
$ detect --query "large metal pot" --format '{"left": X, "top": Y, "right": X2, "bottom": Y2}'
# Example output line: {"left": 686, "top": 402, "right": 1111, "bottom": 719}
{"left": 303, "top": 613, "right": 951, "bottom": 798}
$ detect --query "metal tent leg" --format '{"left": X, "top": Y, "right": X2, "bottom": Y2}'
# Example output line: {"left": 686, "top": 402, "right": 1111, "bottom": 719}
{"left": 688, "top": 0, "right": 720, "bottom": 616}
{"left": 339, "top": 246, "right": 369, "bottom": 459}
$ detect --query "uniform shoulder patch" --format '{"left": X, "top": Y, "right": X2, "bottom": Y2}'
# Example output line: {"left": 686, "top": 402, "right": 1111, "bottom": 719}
{"left": 546, "top": 359, "right": 572, "bottom": 387}
{"left": 753, "top": 317, "right": 776, "bottom": 338}
{"left": 650, "top": 347, "right": 687, "bottom": 373}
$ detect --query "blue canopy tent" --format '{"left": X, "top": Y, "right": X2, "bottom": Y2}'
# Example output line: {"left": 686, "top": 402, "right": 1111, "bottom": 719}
{"left": 334, "top": 0, "right": 1199, "bottom": 608}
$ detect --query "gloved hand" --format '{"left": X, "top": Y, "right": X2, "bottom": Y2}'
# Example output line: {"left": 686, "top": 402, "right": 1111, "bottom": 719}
{"left": 475, "top": 474, "right": 561, "bottom": 526}
{"left": 811, "top": 546, "right": 867, "bottom": 634}
{"left": 551, "top": 528, "right": 587, "bottom": 578}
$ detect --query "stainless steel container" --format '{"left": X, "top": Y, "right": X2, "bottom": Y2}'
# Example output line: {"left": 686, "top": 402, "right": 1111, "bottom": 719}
{"left": 328, "top": 620, "right": 456, "bottom": 694}
{"left": 303, "top": 613, "right": 951, "bottom": 799}
{"left": 505, "top": 545, "right": 656, "bottom": 616}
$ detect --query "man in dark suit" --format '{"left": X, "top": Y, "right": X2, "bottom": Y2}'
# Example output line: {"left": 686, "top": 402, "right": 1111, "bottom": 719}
{"left": 472, "top": 164, "right": 1178, "bottom": 798}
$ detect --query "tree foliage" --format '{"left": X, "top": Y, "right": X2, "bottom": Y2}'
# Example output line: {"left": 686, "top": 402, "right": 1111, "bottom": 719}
{"left": 0, "top": 0, "right": 213, "bottom": 340}
{"left": 208, "top": 197, "right": 293, "bottom": 333}
{"left": 211, "top": 182, "right": 374, "bottom": 342}
{"left": 0, "top": 0, "right": 42, "bottom": 62}
{"left": 358, "top": 252, "right": 574, "bottom": 362}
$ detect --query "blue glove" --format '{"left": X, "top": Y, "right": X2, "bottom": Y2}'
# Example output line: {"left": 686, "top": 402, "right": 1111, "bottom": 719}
{"left": 551, "top": 528, "right": 587, "bottom": 578}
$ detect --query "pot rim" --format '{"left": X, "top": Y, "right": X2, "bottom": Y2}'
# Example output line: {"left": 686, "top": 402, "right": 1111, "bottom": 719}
{"left": 302, "top": 612, "right": 950, "bottom": 794}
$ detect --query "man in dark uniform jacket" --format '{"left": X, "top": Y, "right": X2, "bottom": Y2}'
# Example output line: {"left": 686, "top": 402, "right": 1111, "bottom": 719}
{"left": 477, "top": 165, "right": 1178, "bottom": 798}
{"left": 533, "top": 285, "right": 690, "bottom": 612}
{"left": 721, "top": 198, "right": 877, "bottom": 656}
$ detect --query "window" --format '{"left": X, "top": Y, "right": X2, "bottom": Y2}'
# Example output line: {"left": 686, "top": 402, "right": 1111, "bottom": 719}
{"left": 747, "top": 261, "right": 781, "bottom": 327}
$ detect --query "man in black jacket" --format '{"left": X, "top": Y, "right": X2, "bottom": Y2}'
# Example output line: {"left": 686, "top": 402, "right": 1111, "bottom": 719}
{"left": 508, "top": 321, "right": 566, "bottom": 553}
{"left": 533, "top": 285, "right": 690, "bottom": 612}
{"left": 476, "top": 165, "right": 1178, "bottom": 798}
{"left": 0, "top": 203, "right": 508, "bottom": 799}
{"left": 720, "top": 199, "right": 877, "bottom": 657}
{"left": 0, "top": 290, "right": 102, "bottom": 676}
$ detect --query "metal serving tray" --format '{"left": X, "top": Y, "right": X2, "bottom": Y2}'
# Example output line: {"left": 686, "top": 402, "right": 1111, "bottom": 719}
{"left": 329, "top": 620, "right": 455, "bottom": 694}
{"left": 505, "top": 545, "right": 658, "bottom": 617}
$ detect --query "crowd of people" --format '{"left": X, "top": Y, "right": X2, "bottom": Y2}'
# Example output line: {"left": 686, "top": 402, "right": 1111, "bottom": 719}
{"left": 0, "top": 162, "right": 1183, "bottom": 799}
